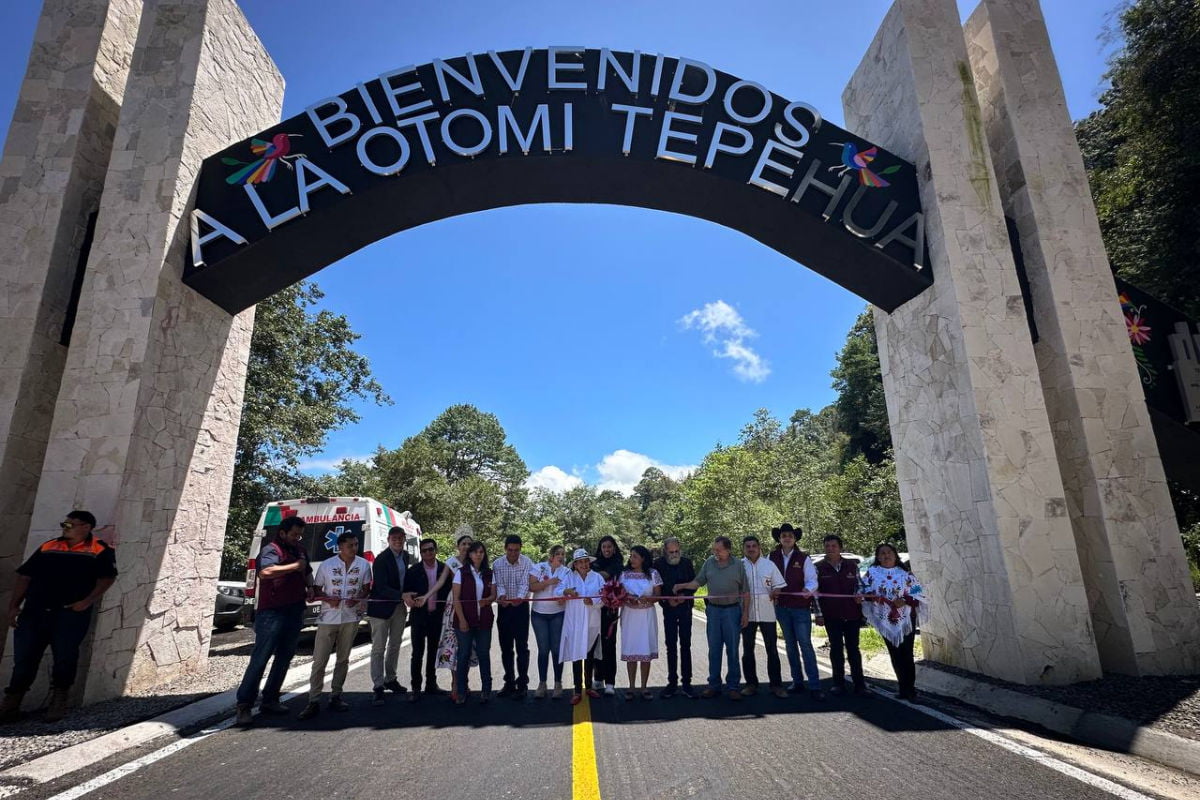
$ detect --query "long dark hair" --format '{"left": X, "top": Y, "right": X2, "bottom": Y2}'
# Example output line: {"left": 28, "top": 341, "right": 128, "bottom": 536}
{"left": 593, "top": 535, "right": 622, "bottom": 562}
{"left": 625, "top": 545, "right": 653, "bottom": 574}
{"left": 464, "top": 541, "right": 492, "bottom": 579}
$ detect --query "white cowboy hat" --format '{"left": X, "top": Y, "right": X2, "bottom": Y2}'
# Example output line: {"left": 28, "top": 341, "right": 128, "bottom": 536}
{"left": 571, "top": 547, "right": 596, "bottom": 563}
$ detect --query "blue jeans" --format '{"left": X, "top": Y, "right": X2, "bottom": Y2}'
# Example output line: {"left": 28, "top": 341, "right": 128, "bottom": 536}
{"left": 236, "top": 604, "right": 303, "bottom": 706}
{"left": 531, "top": 612, "right": 564, "bottom": 683}
{"left": 705, "top": 604, "right": 741, "bottom": 690}
{"left": 777, "top": 606, "right": 821, "bottom": 689}
{"left": 456, "top": 627, "right": 493, "bottom": 696}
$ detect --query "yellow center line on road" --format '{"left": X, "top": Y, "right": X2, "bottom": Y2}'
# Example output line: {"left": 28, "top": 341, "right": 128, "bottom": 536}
{"left": 572, "top": 694, "right": 602, "bottom": 800}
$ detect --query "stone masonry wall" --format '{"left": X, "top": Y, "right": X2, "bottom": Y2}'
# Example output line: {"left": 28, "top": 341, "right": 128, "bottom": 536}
{"left": 0, "top": 0, "right": 141, "bottom": 657}
{"left": 24, "top": 0, "right": 282, "bottom": 702}
{"left": 844, "top": 0, "right": 1102, "bottom": 684}
{"left": 965, "top": 0, "right": 1200, "bottom": 674}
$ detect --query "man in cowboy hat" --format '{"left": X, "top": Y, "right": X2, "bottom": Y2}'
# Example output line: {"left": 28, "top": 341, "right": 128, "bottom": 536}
{"left": 768, "top": 523, "right": 824, "bottom": 699}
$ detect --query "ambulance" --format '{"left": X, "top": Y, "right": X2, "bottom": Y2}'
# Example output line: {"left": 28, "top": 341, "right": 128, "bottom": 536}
{"left": 243, "top": 497, "right": 421, "bottom": 625}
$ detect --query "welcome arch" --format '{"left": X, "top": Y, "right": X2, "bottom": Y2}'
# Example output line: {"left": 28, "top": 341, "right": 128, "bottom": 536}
{"left": 1, "top": 0, "right": 1196, "bottom": 704}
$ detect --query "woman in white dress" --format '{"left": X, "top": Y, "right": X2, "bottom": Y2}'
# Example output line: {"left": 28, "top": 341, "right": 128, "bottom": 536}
{"left": 529, "top": 545, "right": 571, "bottom": 698}
{"left": 425, "top": 532, "right": 475, "bottom": 700}
{"left": 557, "top": 548, "right": 604, "bottom": 706}
{"left": 618, "top": 545, "right": 662, "bottom": 700}
{"left": 860, "top": 542, "right": 925, "bottom": 700}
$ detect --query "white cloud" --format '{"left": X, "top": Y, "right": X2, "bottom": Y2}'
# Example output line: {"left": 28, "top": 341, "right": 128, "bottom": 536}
{"left": 526, "top": 465, "right": 585, "bottom": 493}
{"left": 596, "top": 449, "right": 696, "bottom": 496}
{"left": 297, "top": 454, "right": 373, "bottom": 473}
{"left": 679, "top": 300, "right": 771, "bottom": 383}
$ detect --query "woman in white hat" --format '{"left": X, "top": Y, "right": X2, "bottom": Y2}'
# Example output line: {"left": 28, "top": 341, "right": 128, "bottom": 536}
{"left": 557, "top": 548, "right": 604, "bottom": 705}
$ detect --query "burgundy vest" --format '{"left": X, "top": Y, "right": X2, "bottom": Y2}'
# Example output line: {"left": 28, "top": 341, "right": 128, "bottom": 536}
{"left": 257, "top": 541, "right": 308, "bottom": 611}
{"left": 457, "top": 565, "right": 495, "bottom": 629}
{"left": 769, "top": 547, "right": 813, "bottom": 609}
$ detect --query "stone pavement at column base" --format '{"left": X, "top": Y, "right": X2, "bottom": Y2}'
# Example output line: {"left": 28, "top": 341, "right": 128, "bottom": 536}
{"left": 843, "top": 644, "right": 1200, "bottom": 776}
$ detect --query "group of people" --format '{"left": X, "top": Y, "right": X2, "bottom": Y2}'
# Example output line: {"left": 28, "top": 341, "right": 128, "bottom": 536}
{"left": 0, "top": 509, "right": 923, "bottom": 725}
{"left": 234, "top": 521, "right": 925, "bottom": 722}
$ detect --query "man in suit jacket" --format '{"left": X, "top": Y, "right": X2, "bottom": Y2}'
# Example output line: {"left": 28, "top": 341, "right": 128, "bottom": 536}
{"left": 404, "top": 538, "right": 451, "bottom": 701}
{"left": 367, "top": 526, "right": 411, "bottom": 703}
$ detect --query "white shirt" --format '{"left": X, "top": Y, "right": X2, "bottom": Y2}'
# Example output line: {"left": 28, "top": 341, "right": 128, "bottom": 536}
{"left": 530, "top": 561, "right": 571, "bottom": 615}
{"left": 742, "top": 555, "right": 787, "bottom": 623}
{"left": 313, "top": 555, "right": 373, "bottom": 625}
{"left": 453, "top": 564, "right": 486, "bottom": 615}
{"left": 492, "top": 553, "right": 534, "bottom": 600}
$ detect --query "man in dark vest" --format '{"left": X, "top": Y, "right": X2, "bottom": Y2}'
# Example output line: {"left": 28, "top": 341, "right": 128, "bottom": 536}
{"left": 1, "top": 510, "right": 117, "bottom": 723}
{"left": 768, "top": 523, "right": 824, "bottom": 699}
{"left": 814, "top": 534, "right": 867, "bottom": 696}
{"left": 235, "top": 515, "right": 312, "bottom": 726}
{"left": 404, "top": 537, "right": 451, "bottom": 701}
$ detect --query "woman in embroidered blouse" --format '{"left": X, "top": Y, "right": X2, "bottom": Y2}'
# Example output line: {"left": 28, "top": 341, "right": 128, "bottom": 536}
{"left": 860, "top": 542, "right": 925, "bottom": 700}
{"left": 618, "top": 545, "right": 662, "bottom": 700}
{"left": 430, "top": 532, "right": 475, "bottom": 698}
{"left": 558, "top": 548, "right": 605, "bottom": 706}
{"left": 451, "top": 541, "right": 496, "bottom": 704}
{"left": 529, "top": 545, "right": 571, "bottom": 698}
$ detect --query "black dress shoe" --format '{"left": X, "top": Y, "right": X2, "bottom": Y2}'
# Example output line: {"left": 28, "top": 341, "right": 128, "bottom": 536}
{"left": 497, "top": 684, "right": 516, "bottom": 698}
{"left": 660, "top": 686, "right": 677, "bottom": 699}
{"left": 425, "top": 685, "right": 446, "bottom": 696}
{"left": 830, "top": 685, "right": 846, "bottom": 697}
{"left": 383, "top": 680, "right": 407, "bottom": 694}
{"left": 680, "top": 686, "right": 698, "bottom": 699}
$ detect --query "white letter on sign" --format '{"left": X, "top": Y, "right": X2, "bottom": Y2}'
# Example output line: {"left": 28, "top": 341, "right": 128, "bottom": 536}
{"left": 357, "top": 126, "right": 411, "bottom": 176}
{"left": 703, "top": 122, "right": 754, "bottom": 169}
{"left": 498, "top": 105, "right": 551, "bottom": 155}
{"left": 668, "top": 58, "right": 716, "bottom": 105}
{"left": 548, "top": 46, "right": 588, "bottom": 90}
{"left": 611, "top": 104, "right": 653, "bottom": 155}
{"left": 294, "top": 158, "right": 351, "bottom": 214}
{"left": 378, "top": 66, "right": 433, "bottom": 119}
{"left": 748, "top": 140, "right": 804, "bottom": 197}
{"left": 190, "top": 209, "right": 246, "bottom": 267}
{"left": 656, "top": 110, "right": 704, "bottom": 166}
{"left": 305, "top": 97, "right": 361, "bottom": 148}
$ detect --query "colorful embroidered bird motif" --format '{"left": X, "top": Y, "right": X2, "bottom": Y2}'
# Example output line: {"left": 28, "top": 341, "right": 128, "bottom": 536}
{"left": 828, "top": 142, "right": 901, "bottom": 187}
{"left": 223, "top": 133, "right": 305, "bottom": 185}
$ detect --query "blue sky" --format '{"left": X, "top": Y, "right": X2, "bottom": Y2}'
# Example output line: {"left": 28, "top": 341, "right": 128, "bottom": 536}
{"left": 0, "top": 0, "right": 1118, "bottom": 494}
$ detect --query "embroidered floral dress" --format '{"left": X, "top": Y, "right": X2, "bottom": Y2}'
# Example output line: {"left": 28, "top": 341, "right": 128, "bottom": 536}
{"left": 618, "top": 569, "right": 662, "bottom": 662}
{"left": 435, "top": 554, "right": 478, "bottom": 671}
{"left": 860, "top": 565, "right": 926, "bottom": 647}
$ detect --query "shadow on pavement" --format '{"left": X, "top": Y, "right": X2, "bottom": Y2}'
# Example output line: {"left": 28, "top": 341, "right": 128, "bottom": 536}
{"left": 234, "top": 680, "right": 953, "bottom": 736}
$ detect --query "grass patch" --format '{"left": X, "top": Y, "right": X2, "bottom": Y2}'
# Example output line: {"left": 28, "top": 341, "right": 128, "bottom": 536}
{"left": 693, "top": 586, "right": 707, "bottom": 612}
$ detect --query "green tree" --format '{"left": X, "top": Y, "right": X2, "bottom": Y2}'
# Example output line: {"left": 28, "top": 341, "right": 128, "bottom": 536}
{"left": 223, "top": 282, "right": 390, "bottom": 574}
{"left": 631, "top": 467, "right": 681, "bottom": 542}
{"left": 1075, "top": 0, "right": 1200, "bottom": 317}
{"left": 830, "top": 309, "right": 891, "bottom": 463}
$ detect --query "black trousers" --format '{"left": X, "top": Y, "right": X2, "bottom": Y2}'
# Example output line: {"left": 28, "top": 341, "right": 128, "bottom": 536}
{"left": 571, "top": 658, "right": 598, "bottom": 693}
{"left": 6, "top": 606, "right": 92, "bottom": 694}
{"left": 886, "top": 632, "right": 917, "bottom": 696}
{"left": 409, "top": 609, "right": 443, "bottom": 690}
{"left": 662, "top": 606, "right": 693, "bottom": 687}
{"left": 497, "top": 604, "right": 531, "bottom": 688}
{"left": 740, "top": 621, "right": 782, "bottom": 687}
{"left": 599, "top": 607, "right": 618, "bottom": 684}
{"left": 825, "top": 618, "right": 865, "bottom": 687}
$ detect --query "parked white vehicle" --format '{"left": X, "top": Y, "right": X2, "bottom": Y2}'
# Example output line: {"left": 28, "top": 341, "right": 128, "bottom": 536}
{"left": 243, "top": 497, "right": 421, "bottom": 625}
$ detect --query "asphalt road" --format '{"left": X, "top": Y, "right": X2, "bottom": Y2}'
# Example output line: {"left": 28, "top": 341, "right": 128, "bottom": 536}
{"left": 47, "top": 612, "right": 1148, "bottom": 800}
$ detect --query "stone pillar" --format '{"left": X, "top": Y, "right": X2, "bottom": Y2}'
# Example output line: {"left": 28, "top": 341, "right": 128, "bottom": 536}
{"left": 0, "top": 0, "right": 140, "bottom": 653}
{"left": 24, "top": 0, "right": 283, "bottom": 702}
{"left": 965, "top": 0, "right": 1200, "bottom": 674}
{"left": 844, "top": 0, "right": 1103, "bottom": 684}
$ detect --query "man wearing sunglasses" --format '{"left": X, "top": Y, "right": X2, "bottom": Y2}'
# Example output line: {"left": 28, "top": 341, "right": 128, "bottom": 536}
{"left": 2, "top": 511, "right": 116, "bottom": 723}
{"left": 403, "top": 538, "right": 451, "bottom": 701}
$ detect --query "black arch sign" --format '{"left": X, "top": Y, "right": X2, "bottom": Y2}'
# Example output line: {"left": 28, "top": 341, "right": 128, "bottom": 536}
{"left": 186, "top": 48, "right": 931, "bottom": 314}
